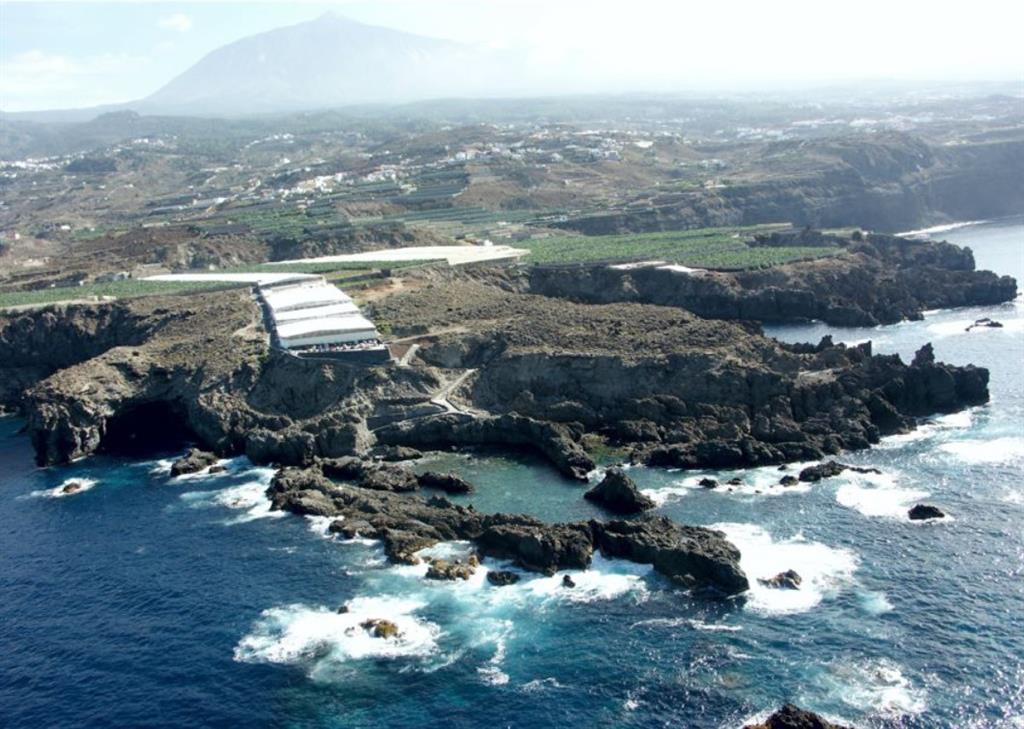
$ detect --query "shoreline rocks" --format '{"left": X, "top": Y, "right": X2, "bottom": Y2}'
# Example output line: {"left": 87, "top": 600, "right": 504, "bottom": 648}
{"left": 170, "top": 448, "right": 219, "bottom": 477}
{"left": 743, "top": 704, "right": 853, "bottom": 729}
{"left": 416, "top": 471, "right": 475, "bottom": 494}
{"left": 909, "top": 504, "right": 946, "bottom": 521}
{"left": 584, "top": 468, "right": 655, "bottom": 514}
{"left": 798, "top": 460, "right": 882, "bottom": 483}
{"left": 758, "top": 570, "right": 802, "bottom": 590}
{"left": 267, "top": 464, "right": 751, "bottom": 595}
{"left": 4, "top": 239, "right": 1005, "bottom": 487}
{"left": 361, "top": 619, "right": 400, "bottom": 640}
{"left": 425, "top": 555, "right": 478, "bottom": 581}
{"left": 486, "top": 570, "right": 520, "bottom": 587}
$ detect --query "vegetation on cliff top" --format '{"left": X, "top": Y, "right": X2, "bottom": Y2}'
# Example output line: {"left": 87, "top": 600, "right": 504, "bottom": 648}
{"left": 0, "top": 280, "right": 245, "bottom": 310}
{"left": 521, "top": 226, "right": 841, "bottom": 268}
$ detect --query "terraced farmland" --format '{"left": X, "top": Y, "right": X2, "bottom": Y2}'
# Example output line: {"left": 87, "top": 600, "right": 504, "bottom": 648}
{"left": 520, "top": 227, "right": 842, "bottom": 269}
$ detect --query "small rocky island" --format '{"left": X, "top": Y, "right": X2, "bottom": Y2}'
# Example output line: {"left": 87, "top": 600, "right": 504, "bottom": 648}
{"left": 0, "top": 230, "right": 1014, "bottom": 598}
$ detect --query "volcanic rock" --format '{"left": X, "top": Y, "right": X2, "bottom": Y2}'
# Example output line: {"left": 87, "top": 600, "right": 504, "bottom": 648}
{"left": 908, "top": 504, "right": 946, "bottom": 520}
{"left": 425, "top": 555, "right": 478, "bottom": 581}
{"left": 359, "top": 464, "right": 419, "bottom": 493}
{"left": 584, "top": 468, "right": 655, "bottom": 514}
{"left": 361, "top": 619, "right": 400, "bottom": 639}
{"left": 743, "top": 703, "right": 853, "bottom": 729}
{"left": 965, "top": 317, "right": 1003, "bottom": 332}
{"left": 170, "top": 448, "right": 219, "bottom": 477}
{"left": 758, "top": 570, "right": 802, "bottom": 589}
{"left": 372, "top": 445, "right": 424, "bottom": 461}
{"left": 798, "top": 461, "right": 847, "bottom": 482}
{"left": 779, "top": 475, "right": 799, "bottom": 487}
{"left": 417, "top": 471, "right": 475, "bottom": 494}
{"left": 562, "top": 574, "right": 576, "bottom": 588}
{"left": 698, "top": 478, "right": 719, "bottom": 489}
{"left": 268, "top": 466, "right": 750, "bottom": 595}
{"left": 592, "top": 516, "right": 750, "bottom": 594}
{"left": 486, "top": 570, "right": 520, "bottom": 587}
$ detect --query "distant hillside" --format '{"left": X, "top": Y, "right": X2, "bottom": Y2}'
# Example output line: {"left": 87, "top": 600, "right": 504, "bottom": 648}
{"left": 141, "top": 13, "right": 521, "bottom": 115}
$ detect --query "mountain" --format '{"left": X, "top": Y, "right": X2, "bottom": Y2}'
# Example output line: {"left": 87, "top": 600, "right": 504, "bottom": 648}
{"left": 141, "top": 13, "right": 526, "bottom": 115}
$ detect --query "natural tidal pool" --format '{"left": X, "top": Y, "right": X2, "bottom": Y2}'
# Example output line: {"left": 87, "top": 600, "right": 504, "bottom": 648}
{"left": 1, "top": 218, "right": 1021, "bottom": 728}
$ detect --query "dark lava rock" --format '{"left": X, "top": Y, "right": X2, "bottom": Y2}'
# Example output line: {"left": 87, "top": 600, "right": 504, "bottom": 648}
{"left": 425, "top": 555, "right": 478, "bottom": 581}
{"left": 208, "top": 464, "right": 226, "bottom": 474}
{"left": 321, "top": 456, "right": 368, "bottom": 481}
{"left": 486, "top": 570, "right": 520, "bottom": 587}
{"left": 336, "top": 605, "right": 349, "bottom": 614}
{"left": 908, "top": 503, "right": 946, "bottom": 520}
{"left": 477, "top": 520, "right": 594, "bottom": 575}
{"left": 593, "top": 516, "right": 750, "bottom": 594}
{"left": 584, "top": 468, "right": 655, "bottom": 514}
{"left": 727, "top": 477, "right": 743, "bottom": 486}
{"left": 268, "top": 466, "right": 750, "bottom": 595}
{"left": 779, "top": 475, "right": 799, "bottom": 487}
{"left": 699, "top": 477, "right": 719, "bottom": 489}
{"left": 798, "top": 461, "right": 847, "bottom": 482}
{"left": 372, "top": 445, "right": 424, "bottom": 462}
{"left": 61, "top": 480, "right": 86, "bottom": 494}
{"left": 758, "top": 569, "right": 802, "bottom": 589}
{"left": 965, "top": 317, "right": 1003, "bottom": 332}
{"left": 375, "top": 413, "right": 595, "bottom": 481}
{"left": 360, "top": 464, "right": 420, "bottom": 493}
{"left": 799, "top": 460, "right": 882, "bottom": 482}
{"left": 361, "top": 619, "right": 400, "bottom": 639}
{"left": 562, "top": 574, "right": 576, "bottom": 588}
{"left": 170, "top": 448, "right": 219, "bottom": 477}
{"left": 743, "top": 703, "right": 853, "bottom": 729}
{"left": 417, "top": 471, "right": 475, "bottom": 494}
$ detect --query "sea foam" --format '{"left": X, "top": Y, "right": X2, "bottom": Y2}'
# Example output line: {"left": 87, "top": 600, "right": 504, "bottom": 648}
{"left": 938, "top": 437, "right": 1024, "bottom": 465}
{"left": 817, "top": 658, "right": 927, "bottom": 717}
{"left": 834, "top": 470, "right": 929, "bottom": 520}
{"left": 29, "top": 477, "right": 98, "bottom": 499}
{"left": 234, "top": 596, "right": 441, "bottom": 670}
{"left": 714, "top": 523, "right": 858, "bottom": 615}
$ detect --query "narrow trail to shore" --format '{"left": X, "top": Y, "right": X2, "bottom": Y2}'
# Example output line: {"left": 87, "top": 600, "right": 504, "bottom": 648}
{"left": 430, "top": 369, "right": 477, "bottom": 415}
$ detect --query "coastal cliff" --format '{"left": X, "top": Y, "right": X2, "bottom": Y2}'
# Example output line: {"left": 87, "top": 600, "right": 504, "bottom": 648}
{"left": 1, "top": 232, "right": 1006, "bottom": 477}
{"left": 553, "top": 135, "right": 1024, "bottom": 235}
{"left": 525, "top": 231, "right": 1017, "bottom": 326}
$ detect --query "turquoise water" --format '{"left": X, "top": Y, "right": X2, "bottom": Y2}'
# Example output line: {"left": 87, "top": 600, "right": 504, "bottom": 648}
{"left": 0, "top": 219, "right": 1021, "bottom": 728}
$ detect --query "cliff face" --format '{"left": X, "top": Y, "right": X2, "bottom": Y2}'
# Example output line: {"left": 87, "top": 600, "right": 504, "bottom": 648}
{"left": 375, "top": 278, "right": 992, "bottom": 470}
{"left": 554, "top": 137, "right": 1024, "bottom": 235}
{"left": 3, "top": 233, "right": 1006, "bottom": 479}
{"left": 526, "top": 233, "right": 1017, "bottom": 327}
{"left": 0, "top": 301, "right": 173, "bottom": 411}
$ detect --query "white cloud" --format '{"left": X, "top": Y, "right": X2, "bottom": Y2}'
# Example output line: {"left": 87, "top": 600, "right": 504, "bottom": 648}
{"left": 158, "top": 13, "right": 193, "bottom": 33}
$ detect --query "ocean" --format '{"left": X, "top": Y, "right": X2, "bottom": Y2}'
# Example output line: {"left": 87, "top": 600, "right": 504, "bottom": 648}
{"left": 1, "top": 218, "right": 1021, "bottom": 728}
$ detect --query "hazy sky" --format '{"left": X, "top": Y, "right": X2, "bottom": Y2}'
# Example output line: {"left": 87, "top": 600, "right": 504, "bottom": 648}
{"left": 1, "top": 0, "right": 1022, "bottom": 111}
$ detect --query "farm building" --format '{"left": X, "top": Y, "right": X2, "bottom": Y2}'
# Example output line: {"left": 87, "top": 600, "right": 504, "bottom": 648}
{"left": 257, "top": 276, "right": 384, "bottom": 358}
{"left": 275, "top": 313, "right": 379, "bottom": 349}
{"left": 261, "top": 280, "right": 352, "bottom": 313}
{"left": 270, "top": 300, "right": 361, "bottom": 323}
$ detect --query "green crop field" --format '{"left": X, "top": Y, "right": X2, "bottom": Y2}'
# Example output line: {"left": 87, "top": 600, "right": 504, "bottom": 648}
{"left": 521, "top": 226, "right": 841, "bottom": 269}
{"left": 0, "top": 280, "right": 246, "bottom": 310}
{"left": 227, "top": 259, "right": 433, "bottom": 275}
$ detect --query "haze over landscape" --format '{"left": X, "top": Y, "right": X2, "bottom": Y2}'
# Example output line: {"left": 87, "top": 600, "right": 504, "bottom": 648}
{"left": 0, "top": 3, "right": 1022, "bottom": 729}
{"left": 1, "top": 0, "right": 1022, "bottom": 115}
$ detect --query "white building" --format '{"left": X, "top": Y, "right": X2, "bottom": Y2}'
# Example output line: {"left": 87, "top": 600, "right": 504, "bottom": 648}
{"left": 275, "top": 313, "right": 379, "bottom": 349}
{"left": 261, "top": 281, "right": 352, "bottom": 313}
{"left": 258, "top": 277, "right": 380, "bottom": 352}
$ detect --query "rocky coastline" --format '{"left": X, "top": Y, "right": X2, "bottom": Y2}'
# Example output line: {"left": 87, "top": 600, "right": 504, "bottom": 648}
{"left": 0, "top": 231, "right": 1012, "bottom": 607}
{"left": 0, "top": 233, "right": 1006, "bottom": 477}
{"left": 267, "top": 462, "right": 750, "bottom": 595}
{"left": 524, "top": 231, "right": 1017, "bottom": 327}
